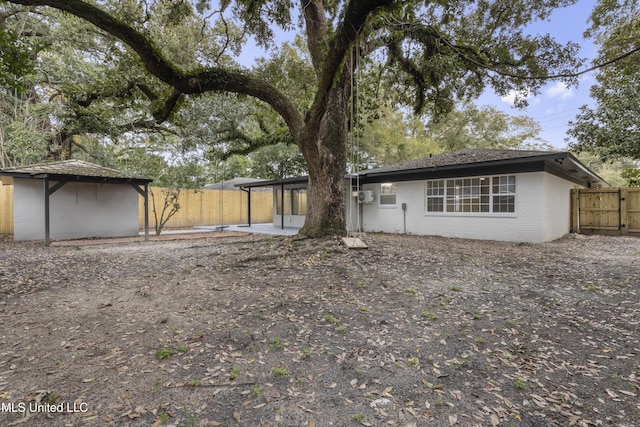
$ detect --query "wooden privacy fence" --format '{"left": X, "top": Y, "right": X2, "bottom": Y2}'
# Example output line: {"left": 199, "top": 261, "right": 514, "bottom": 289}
{"left": 138, "top": 186, "right": 273, "bottom": 229}
{"left": 571, "top": 188, "right": 640, "bottom": 236}
{"left": 0, "top": 182, "right": 13, "bottom": 235}
{"left": 0, "top": 184, "right": 272, "bottom": 235}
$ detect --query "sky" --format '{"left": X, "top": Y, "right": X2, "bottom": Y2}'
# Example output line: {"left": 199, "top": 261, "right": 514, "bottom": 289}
{"left": 235, "top": 0, "right": 601, "bottom": 150}
{"left": 476, "top": 0, "right": 600, "bottom": 149}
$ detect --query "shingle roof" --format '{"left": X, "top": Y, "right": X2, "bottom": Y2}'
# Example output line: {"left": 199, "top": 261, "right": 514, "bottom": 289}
{"left": 233, "top": 148, "right": 607, "bottom": 189}
{"left": 0, "top": 159, "right": 151, "bottom": 181}
{"left": 362, "top": 148, "right": 557, "bottom": 174}
{"left": 205, "top": 177, "right": 272, "bottom": 191}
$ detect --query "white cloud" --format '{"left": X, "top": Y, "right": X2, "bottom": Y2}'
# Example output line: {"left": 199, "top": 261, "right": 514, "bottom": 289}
{"left": 545, "top": 82, "right": 574, "bottom": 100}
{"left": 500, "top": 89, "right": 531, "bottom": 105}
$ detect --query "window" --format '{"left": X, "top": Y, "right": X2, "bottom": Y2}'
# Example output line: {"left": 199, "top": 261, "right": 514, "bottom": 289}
{"left": 276, "top": 189, "right": 291, "bottom": 215}
{"left": 492, "top": 176, "right": 515, "bottom": 213}
{"left": 426, "top": 180, "right": 445, "bottom": 212}
{"left": 425, "top": 175, "right": 515, "bottom": 214}
{"left": 380, "top": 183, "right": 397, "bottom": 205}
{"left": 277, "top": 188, "right": 307, "bottom": 215}
{"left": 292, "top": 188, "right": 307, "bottom": 215}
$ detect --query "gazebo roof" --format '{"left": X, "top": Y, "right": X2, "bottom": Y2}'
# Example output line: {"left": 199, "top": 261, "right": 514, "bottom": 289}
{"left": 0, "top": 159, "right": 152, "bottom": 184}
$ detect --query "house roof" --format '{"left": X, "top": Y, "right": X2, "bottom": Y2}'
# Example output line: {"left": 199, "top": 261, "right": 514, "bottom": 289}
{"left": 235, "top": 149, "right": 608, "bottom": 189}
{"left": 363, "top": 149, "right": 556, "bottom": 173}
{"left": 358, "top": 149, "right": 607, "bottom": 187}
{"left": 204, "top": 177, "right": 272, "bottom": 191}
{"left": 0, "top": 159, "right": 153, "bottom": 184}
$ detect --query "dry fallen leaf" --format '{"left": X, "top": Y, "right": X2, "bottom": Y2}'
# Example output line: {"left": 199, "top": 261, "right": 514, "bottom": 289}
{"left": 490, "top": 414, "right": 500, "bottom": 426}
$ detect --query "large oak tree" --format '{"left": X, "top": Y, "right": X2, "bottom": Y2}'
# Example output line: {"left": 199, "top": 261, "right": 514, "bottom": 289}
{"left": 3, "top": 0, "right": 585, "bottom": 236}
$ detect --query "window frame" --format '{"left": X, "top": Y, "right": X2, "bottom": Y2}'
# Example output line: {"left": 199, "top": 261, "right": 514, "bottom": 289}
{"left": 424, "top": 175, "right": 516, "bottom": 215}
{"left": 276, "top": 187, "right": 307, "bottom": 216}
{"left": 379, "top": 182, "right": 397, "bottom": 207}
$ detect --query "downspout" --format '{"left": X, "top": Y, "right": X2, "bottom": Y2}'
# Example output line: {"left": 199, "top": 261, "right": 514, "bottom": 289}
{"left": 402, "top": 203, "right": 407, "bottom": 234}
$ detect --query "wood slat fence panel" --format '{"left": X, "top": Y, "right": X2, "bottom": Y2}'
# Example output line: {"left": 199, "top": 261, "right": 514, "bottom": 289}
{"left": 138, "top": 187, "right": 273, "bottom": 229}
{"left": 0, "top": 182, "right": 13, "bottom": 235}
{"left": 626, "top": 188, "right": 640, "bottom": 233}
{"left": 571, "top": 188, "right": 640, "bottom": 236}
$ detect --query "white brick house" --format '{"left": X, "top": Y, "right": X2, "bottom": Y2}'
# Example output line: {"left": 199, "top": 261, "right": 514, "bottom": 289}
{"left": 238, "top": 149, "right": 607, "bottom": 243}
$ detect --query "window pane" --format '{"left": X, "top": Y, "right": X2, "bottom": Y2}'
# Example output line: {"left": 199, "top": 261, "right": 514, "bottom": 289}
{"left": 493, "top": 195, "right": 515, "bottom": 213}
{"left": 427, "top": 197, "right": 443, "bottom": 212}
{"left": 292, "top": 189, "right": 307, "bottom": 215}
{"left": 276, "top": 189, "right": 292, "bottom": 215}
{"left": 276, "top": 189, "right": 282, "bottom": 215}
{"left": 380, "top": 183, "right": 397, "bottom": 205}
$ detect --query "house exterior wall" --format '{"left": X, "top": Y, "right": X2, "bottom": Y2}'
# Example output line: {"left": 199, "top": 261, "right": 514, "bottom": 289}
{"left": 13, "top": 178, "right": 139, "bottom": 241}
{"left": 542, "top": 172, "right": 577, "bottom": 242}
{"left": 352, "top": 171, "right": 573, "bottom": 243}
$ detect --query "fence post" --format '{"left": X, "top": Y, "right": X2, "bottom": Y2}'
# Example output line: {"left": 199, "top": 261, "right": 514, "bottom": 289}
{"left": 570, "top": 189, "right": 579, "bottom": 233}
{"left": 620, "top": 188, "right": 628, "bottom": 235}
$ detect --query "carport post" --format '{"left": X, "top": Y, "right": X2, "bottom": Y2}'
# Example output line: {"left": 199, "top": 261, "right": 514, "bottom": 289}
{"left": 44, "top": 177, "right": 50, "bottom": 247}
{"left": 42, "top": 177, "right": 67, "bottom": 247}
{"left": 144, "top": 183, "right": 149, "bottom": 241}
{"left": 240, "top": 187, "right": 251, "bottom": 226}
{"left": 280, "top": 183, "right": 284, "bottom": 229}
{"left": 131, "top": 183, "right": 150, "bottom": 241}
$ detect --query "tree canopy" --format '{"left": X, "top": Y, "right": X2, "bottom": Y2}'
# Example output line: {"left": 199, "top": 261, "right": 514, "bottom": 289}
{"left": 2, "top": 0, "right": 591, "bottom": 236}
{"left": 568, "top": 0, "right": 640, "bottom": 160}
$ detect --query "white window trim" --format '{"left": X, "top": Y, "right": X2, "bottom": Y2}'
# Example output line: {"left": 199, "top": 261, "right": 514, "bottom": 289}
{"left": 379, "top": 182, "right": 397, "bottom": 208}
{"left": 424, "top": 175, "right": 517, "bottom": 216}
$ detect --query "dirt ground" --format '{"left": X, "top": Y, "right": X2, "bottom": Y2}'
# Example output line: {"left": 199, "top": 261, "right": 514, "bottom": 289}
{"left": 0, "top": 232, "right": 638, "bottom": 427}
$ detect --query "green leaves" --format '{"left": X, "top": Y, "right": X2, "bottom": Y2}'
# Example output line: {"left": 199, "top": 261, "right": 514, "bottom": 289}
{"left": 568, "top": 0, "right": 640, "bottom": 161}
{"left": 0, "top": 27, "right": 37, "bottom": 91}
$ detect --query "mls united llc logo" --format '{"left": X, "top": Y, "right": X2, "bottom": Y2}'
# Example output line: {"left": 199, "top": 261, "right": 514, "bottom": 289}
{"left": 1, "top": 401, "right": 89, "bottom": 413}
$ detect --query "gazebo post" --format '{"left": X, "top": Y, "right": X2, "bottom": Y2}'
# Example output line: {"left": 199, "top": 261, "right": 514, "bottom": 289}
{"left": 44, "top": 177, "right": 50, "bottom": 247}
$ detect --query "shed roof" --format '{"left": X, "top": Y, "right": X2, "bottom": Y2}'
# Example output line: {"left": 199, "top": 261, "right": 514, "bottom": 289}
{"left": 0, "top": 159, "right": 152, "bottom": 184}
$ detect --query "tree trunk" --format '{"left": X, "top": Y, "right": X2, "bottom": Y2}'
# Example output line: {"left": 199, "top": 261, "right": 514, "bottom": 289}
{"left": 299, "top": 73, "right": 351, "bottom": 237}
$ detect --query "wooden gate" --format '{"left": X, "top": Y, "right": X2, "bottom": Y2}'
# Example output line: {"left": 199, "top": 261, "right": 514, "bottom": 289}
{"left": 571, "top": 188, "right": 640, "bottom": 236}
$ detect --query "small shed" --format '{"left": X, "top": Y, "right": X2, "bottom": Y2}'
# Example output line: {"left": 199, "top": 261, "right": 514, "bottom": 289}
{"left": 0, "top": 160, "right": 152, "bottom": 245}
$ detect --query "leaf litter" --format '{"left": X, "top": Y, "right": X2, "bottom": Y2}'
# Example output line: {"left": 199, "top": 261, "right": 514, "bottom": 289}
{"left": 0, "top": 233, "right": 638, "bottom": 426}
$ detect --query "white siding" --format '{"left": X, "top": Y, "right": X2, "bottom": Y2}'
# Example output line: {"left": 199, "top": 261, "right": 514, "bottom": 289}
{"left": 353, "top": 172, "right": 571, "bottom": 243}
{"left": 13, "top": 178, "right": 139, "bottom": 241}
{"left": 542, "top": 173, "right": 577, "bottom": 242}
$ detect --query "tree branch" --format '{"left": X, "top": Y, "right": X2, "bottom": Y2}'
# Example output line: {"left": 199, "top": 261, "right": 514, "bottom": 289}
{"left": 8, "top": 0, "right": 306, "bottom": 142}
{"left": 305, "top": 0, "right": 393, "bottom": 135}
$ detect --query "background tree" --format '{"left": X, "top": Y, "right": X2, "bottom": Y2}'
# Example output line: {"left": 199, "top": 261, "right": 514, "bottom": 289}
{"left": 3, "top": 0, "right": 588, "bottom": 236}
{"left": 573, "top": 151, "right": 639, "bottom": 187}
{"left": 118, "top": 139, "right": 208, "bottom": 235}
{"left": 568, "top": 0, "right": 640, "bottom": 160}
{"left": 426, "top": 104, "right": 551, "bottom": 152}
